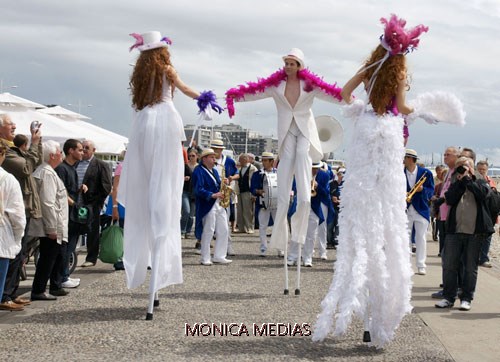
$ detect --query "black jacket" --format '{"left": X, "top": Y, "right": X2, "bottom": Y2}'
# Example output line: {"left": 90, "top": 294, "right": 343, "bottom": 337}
{"left": 81, "top": 158, "right": 112, "bottom": 208}
{"left": 445, "top": 175, "right": 494, "bottom": 236}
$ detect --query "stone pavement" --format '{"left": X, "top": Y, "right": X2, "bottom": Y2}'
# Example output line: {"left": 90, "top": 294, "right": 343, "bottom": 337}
{"left": 0, "top": 230, "right": 498, "bottom": 361}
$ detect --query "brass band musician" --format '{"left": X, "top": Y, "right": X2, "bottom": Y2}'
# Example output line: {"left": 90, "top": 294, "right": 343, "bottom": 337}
{"left": 404, "top": 149, "right": 434, "bottom": 275}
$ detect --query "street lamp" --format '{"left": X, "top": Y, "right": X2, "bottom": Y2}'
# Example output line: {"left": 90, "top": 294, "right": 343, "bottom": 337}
{"left": 67, "top": 100, "right": 93, "bottom": 114}
{"left": 0, "top": 79, "right": 18, "bottom": 93}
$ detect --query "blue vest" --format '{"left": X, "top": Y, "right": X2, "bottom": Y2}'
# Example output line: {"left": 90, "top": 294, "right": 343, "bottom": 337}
{"left": 192, "top": 165, "right": 221, "bottom": 240}
{"left": 311, "top": 169, "right": 335, "bottom": 225}
{"left": 406, "top": 165, "right": 435, "bottom": 220}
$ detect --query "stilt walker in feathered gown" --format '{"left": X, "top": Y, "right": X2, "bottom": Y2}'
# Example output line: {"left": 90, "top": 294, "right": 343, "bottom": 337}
{"left": 312, "top": 15, "right": 430, "bottom": 348}
{"left": 119, "top": 31, "right": 222, "bottom": 320}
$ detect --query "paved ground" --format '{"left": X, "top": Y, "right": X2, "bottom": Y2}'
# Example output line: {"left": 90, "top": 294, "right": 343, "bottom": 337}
{"left": 0, "top": 228, "right": 498, "bottom": 361}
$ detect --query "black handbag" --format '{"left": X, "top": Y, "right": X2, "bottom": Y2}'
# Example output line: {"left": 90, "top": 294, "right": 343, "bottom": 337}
{"left": 70, "top": 203, "right": 93, "bottom": 225}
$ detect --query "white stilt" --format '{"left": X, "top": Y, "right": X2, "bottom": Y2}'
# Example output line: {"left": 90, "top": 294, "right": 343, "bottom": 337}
{"left": 284, "top": 239, "right": 289, "bottom": 295}
{"left": 295, "top": 244, "right": 301, "bottom": 295}
{"left": 146, "top": 251, "right": 160, "bottom": 320}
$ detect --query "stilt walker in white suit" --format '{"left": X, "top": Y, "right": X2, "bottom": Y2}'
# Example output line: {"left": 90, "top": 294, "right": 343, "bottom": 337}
{"left": 226, "top": 48, "right": 343, "bottom": 295}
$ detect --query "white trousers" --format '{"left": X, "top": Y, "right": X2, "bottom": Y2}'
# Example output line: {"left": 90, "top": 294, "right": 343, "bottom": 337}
{"left": 258, "top": 207, "right": 277, "bottom": 251}
{"left": 201, "top": 201, "right": 229, "bottom": 263}
{"left": 290, "top": 204, "right": 327, "bottom": 263}
{"left": 407, "top": 206, "right": 429, "bottom": 268}
{"left": 269, "top": 120, "right": 312, "bottom": 250}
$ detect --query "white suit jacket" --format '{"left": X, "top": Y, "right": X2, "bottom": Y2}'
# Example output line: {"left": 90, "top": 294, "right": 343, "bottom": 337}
{"left": 241, "top": 80, "right": 342, "bottom": 162}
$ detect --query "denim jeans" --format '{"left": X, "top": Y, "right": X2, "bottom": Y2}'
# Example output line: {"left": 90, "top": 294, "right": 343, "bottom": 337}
{"left": 180, "top": 191, "right": 194, "bottom": 234}
{"left": 0, "top": 258, "right": 10, "bottom": 301}
{"left": 479, "top": 234, "right": 492, "bottom": 264}
{"left": 443, "top": 233, "right": 482, "bottom": 303}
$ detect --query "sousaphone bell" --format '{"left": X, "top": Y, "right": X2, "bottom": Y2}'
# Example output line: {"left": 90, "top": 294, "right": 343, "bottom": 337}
{"left": 315, "top": 115, "right": 343, "bottom": 155}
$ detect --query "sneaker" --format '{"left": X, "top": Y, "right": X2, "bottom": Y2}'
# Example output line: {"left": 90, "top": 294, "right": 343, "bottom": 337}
{"left": 200, "top": 260, "right": 212, "bottom": 266}
{"left": 459, "top": 300, "right": 471, "bottom": 311}
{"left": 480, "top": 261, "right": 492, "bottom": 268}
{"left": 435, "top": 299, "right": 454, "bottom": 308}
{"left": 431, "top": 290, "right": 444, "bottom": 299}
{"left": 304, "top": 261, "right": 313, "bottom": 267}
{"left": 277, "top": 250, "right": 285, "bottom": 257}
{"left": 287, "top": 259, "right": 296, "bottom": 267}
{"left": 212, "top": 258, "right": 232, "bottom": 264}
{"left": 68, "top": 277, "right": 81, "bottom": 283}
{"left": 195, "top": 248, "right": 201, "bottom": 255}
{"left": 320, "top": 252, "right": 328, "bottom": 260}
{"left": 417, "top": 267, "right": 426, "bottom": 275}
{"left": 81, "top": 261, "right": 95, "bottom": 267}
{"left": 61, "top": 279, "right": 80, "bottom": 288}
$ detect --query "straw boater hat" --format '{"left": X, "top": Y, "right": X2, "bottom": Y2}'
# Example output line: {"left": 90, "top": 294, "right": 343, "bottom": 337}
{"left": 210, "top": 139, "right": 225, "bottom": 149}
{"left": 129, "top": 31, "right": 172, "bottom": 52}
{"left": 261, "top": 152, "right": 274, "bottom": 160}
{"left": 282, "top": 48, "right": 305, "bottom": 68}
{"left": 405, "top": 149, "right": 418, "bottom": 159}
{"left": 312, "top": 161, "right": 323, "bottom": 169}
{"left": 200, "top": 148, "right": 216, "bottom": 158}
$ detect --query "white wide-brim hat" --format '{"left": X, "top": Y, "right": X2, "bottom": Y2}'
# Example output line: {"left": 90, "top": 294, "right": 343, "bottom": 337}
{"left": 282, "top": 48, "right": 305, "bottom": 68}
{"left": 200, "top": 148, "right": 216, "bottom": 158}
{"left": 405, "top": 148, "right": 418, "bottom": 159}
{"left": 210, "top": 139, "right": 225, "bottom": 149}
{"left": 130, "top": 31, "right": 172, "bottom": 52}
{"left": 261, "top": 152, "right": 275, "bottom": 160}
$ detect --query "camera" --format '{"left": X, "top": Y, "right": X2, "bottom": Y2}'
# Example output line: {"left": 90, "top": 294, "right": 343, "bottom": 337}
{"left": 456, "top": 165, "right": 467, "bottom": 175}
{"left": 30, "top": 120, "right": 41, "bottom": 133}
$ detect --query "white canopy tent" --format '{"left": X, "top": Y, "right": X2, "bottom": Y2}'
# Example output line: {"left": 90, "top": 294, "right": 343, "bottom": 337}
{"left": 0, "top": 104, "right": 128, "bottom": 155}
{"left": 38, "top": 105, "right": 91, "bottom": 120}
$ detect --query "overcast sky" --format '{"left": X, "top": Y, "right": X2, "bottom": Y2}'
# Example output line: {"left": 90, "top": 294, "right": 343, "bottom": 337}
{"left": 1, "top": 0, "right": 499, "bottom": 165}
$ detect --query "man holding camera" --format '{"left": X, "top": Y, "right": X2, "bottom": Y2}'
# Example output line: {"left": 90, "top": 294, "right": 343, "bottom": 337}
{"left": 0, "top": 114, "right": 42, "bottom": 310}
{"left": 435, "top": 157, "right": 494, "bottom": 311}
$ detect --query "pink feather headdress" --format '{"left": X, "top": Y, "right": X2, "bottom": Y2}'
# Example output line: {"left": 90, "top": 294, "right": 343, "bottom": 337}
{"left": 380, "top": 14, "right": 429, "bottom": 55}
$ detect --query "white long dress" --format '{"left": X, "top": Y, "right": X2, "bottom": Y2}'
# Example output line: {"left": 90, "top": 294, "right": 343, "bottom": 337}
{"left": 313, "top": 101, "right": 413, "bottom": 348}
{"left": 118, "top": 78, "right": 185, "bottom": 293}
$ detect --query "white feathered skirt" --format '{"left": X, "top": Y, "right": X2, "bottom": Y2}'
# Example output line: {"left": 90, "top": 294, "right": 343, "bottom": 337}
{"left": 118, "top": 100, "right": 185, "bottom": 292}
{"left": 313, "top": 110, "right": 413, "bottom": 348}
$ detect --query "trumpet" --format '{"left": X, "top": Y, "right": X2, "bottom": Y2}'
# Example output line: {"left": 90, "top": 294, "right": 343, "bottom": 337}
{"left": 406, "top": 175, "right": 427, "bottom": 203}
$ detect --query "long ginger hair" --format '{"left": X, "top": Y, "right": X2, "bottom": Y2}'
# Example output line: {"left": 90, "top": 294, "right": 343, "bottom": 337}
{"left": 364, "top": 44, "right": 408, "bottom": 115}
{"left": 130, "top": 47, "right": 176, "bottom": 111}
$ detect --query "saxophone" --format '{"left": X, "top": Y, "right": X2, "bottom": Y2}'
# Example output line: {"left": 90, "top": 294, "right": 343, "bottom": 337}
{"left": 218, "top": 163, "right": 233, "bottom": 208}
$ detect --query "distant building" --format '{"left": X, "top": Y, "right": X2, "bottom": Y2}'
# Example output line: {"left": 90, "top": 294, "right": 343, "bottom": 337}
{"left": 183, "top": 123, "right": 278, "bottom": 157}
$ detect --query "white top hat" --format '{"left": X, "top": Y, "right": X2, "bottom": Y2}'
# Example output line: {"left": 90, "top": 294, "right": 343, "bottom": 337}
{"left": 210, "top": 139, "right": 225, "bottom": 149}
{"left": 129, "top": 31, "right": 172, "bottom": 52}
{"left": 282, "top": 48, "right": 305, "bottom": 68}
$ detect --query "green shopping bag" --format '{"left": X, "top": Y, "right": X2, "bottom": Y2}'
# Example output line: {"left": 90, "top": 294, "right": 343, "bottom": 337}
{"left": 99, "top": 225, "right": 124, "bottom": 264}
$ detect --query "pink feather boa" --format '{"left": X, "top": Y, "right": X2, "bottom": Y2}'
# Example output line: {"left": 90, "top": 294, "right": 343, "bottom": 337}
{"left": 225, "top": 68, "right": 342, "bottom": 118}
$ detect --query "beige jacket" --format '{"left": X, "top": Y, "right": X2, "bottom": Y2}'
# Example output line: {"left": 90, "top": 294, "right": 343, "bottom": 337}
{"left": 32, "top": 163, "right": 68, "bottom": 244}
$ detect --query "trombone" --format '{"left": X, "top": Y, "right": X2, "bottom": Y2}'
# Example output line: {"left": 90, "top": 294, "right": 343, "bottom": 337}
{"left": 406, "top": 174, "right": 427, "bottom": 203}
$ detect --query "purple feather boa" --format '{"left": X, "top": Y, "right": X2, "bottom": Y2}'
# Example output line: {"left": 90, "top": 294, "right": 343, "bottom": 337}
{"left": 196, "top": 90, "right": 224, "bottom": 114}
{"left": 225, "top": 68, "right": 343, "bottom": 118}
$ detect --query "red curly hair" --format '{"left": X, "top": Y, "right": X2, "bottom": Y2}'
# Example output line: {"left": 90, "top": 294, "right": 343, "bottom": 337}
{"left": 364, "top": 44, "right": 409, "bottom": 115}
{"left": 130, "top": 47, "right": 176, "bottom": 111}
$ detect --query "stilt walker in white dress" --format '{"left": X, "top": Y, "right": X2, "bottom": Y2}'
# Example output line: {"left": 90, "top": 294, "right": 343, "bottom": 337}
{"left": 313, "top": 15, "right": 430, "bottom": 347}
{"left": 119, "top": 31, "right": 223, "bottom": 320}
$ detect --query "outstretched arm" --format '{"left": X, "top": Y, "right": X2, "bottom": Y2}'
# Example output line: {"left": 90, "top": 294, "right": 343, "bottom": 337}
{"left": 169, "top": 66, "right": 200, "bottom": 99}
{"left": 340, "top": 71, "right": 364, "bottom": 104}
